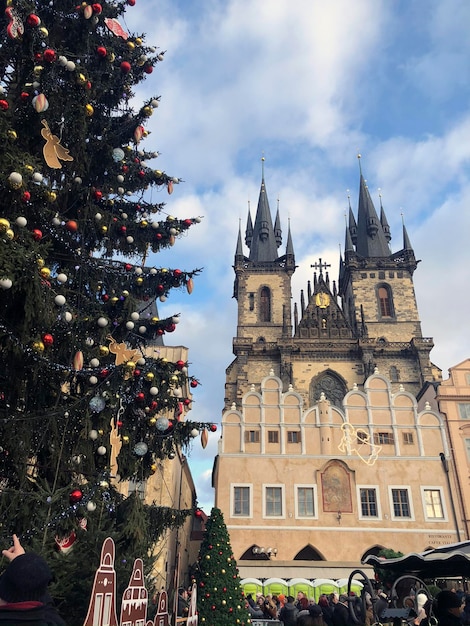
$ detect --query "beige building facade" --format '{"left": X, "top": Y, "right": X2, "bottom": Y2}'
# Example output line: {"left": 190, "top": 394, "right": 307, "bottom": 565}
{"left": 214, "top": 169, "right": 455, "bottom": 580}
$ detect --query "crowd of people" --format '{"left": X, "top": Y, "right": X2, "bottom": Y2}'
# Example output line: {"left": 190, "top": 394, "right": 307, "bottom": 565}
{"left": 243, "top": 586, "right": 470, "bottom": 626}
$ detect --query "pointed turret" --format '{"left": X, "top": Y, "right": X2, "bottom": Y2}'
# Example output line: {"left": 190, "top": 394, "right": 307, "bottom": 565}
{"left": 348, "top": 203, "right": 357, "bottom": 245}
{"left": 245, "top": 205, "right": 253, "bottom": 249}
{"left": 274, "top": 203, "right": 282, "bottom": 248}
{"left": 403, "top": 223, "right": 413, "bottom": 251}
{"left": 379, "top": 194, "right": 391, "bottom": 244}
{"left": 235, "top": 221, "right": 244, "bottom": 259}
{"left": 356, "top": 175, "right": 391, "bottom": 257}
{"left": 248, "top": 174, "right": 278, "bottom": 262}
{"left": 285, "top": 220, "right": 294, "bottom": 258}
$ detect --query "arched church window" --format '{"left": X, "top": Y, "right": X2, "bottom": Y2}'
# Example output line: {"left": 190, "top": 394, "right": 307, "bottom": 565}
{"left": 259, "top": 286, "right": 271, "bottom": 322}
{"left": 377, "top": 284, "right": 394, "bottom": 318}
{"left": 310, "top": 372, "right": 347, "bottom": 408}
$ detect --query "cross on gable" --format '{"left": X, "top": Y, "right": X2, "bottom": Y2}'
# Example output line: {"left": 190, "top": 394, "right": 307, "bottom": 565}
{"left": 310, "top": 258, "right": 331, "bottom": 275}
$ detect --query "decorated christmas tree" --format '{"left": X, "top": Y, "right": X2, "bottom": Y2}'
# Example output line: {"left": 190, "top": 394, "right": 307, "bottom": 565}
{"left": 195, "top": 507, "right": 249, "bottom": 626}
{"left": 0, "top": 0, "right": 212, "bottom": 621}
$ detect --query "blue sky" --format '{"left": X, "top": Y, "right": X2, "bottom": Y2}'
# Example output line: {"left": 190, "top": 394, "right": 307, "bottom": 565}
{"left": 122, "top": 0, "right": 470, "bottom": 512}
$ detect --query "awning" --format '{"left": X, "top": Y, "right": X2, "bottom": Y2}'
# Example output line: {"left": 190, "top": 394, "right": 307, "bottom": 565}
{"left": 363, "top": 541, "right": 470, "bottom": 579}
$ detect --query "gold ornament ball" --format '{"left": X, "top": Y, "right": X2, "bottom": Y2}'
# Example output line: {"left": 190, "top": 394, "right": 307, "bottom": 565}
{"left": 150, "top": 316, "right": 159, "bottom": 325}
{"left": 143, "top": 106, "right": 153, "bottom": 117}
{"left": 127, "top": 41, "right": 135, "bottom": 50}
{"left": 101, "top": 225, "right": 108, "bottom": 234}
{"left": 5, "top": 229, "right": 14, "bottom": 240}
{"left": 39, "top": 26, "right": 48, "bottom": 36}
{"left": 7, "top": 130, "right": 17, "bottom": 140}
{"left": 99, "top": 345, "right": 109, "bottom": 356}
{"left": 110, "top": 296, "right": 119, "bottom": 304}
{"left": 24, "top": 165, "right": 34, "bottom": 172}
{"left": 77, "top": 73, "right": 87, "bottom": 84}
{"left": 149, "top": 417, "right": 156, "bottom": 425}
{"left": 124, "top": 361, "right": 136, "bottom": 370}
{"left": 33, "top": 65, "right": 44, "bottom": 75}
{"left": 135, "top": 37, "right": 142, "bottom": 46}
{"left": 40, "top": 267, "right": 51, "bottom": 278}
{"left": 48, "top": 191, "right": 57, "bottom": 202}
{"left": 150, "top": 463, "right": 157, "bottom": 473}
{"left": 0, "top": 218, "right": 11, "bottom": 232}
{"left": 136, "top": 277, "right": 144, "bottom": 285}
{"left": 222, "top": 600, "right": 226, "bottom": 606}
{"left": 33, "top": 341, "right": 45, "bottom": 352}
{"left": 37, "top": 258, "right": 44, "bottom": 267}
{"left": 140, "top": 220, "right": 148, "bottom": 228}
{"left": 122, "top": 435, "right": 129, "bottom": 443}
{"left": 145, "top": 372, "right": 154, "bottom": 381}
{"left": 221, "top": 569, "right": 226, "bottom": 574}
{"left": 85, "top": 103, "right": 94, "bottom": 116}
{"left": 205, "top": 555, "right": 210, "bottom": 560}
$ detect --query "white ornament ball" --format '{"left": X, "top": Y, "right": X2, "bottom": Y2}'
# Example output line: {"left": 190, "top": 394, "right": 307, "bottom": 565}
{"left": 32, "top": 172, "right": 43, "bottom": 183}
{"left": 194, "top": 216, "right": 202, "bottom": 223}
{"left": 126, "top": 236, "right": 134, "bottom": 244}
{"left": 63, "top": 311, "right": 73, "bottom": 322}
{"left": 86, "top": 501, "right": 97, "bottom": 512}
{"left": 97, "top": 317, "right": 108, "bottom": 327}
{"left": 66, "top": 60, "right": 76, "bottom": 71}
{"left": 134, "top": 267, "right": 143, "bottom": 275}
{"left": 97, "top": 445, "right": 106, "bottom": 455}
{"left": 159, "top": 295, "right": 167, "bottom": 302}
{"left": 190, "top": 428, "right": 199, "bottom": 438}
{"left": 90, "top": 358, "right": 100, "bottom": 367}
{"left": 57, "top": 273, "right": 68, "bottom": 283}
{"left": 137, "top": 357, "right": 146, "bottom": 366}
{"left": 138, "top": 326, "right": 147, "bottom": 334}
{"left": 130, "top": 311, "right": 140, "bottom": 321}
{"left": 74, "top": 177, "right": 82, "bottom": 185}
{"left": 89, "top": 376, "right": 98, "bottom": 385}
{"left": 95, "top": 213, "right": 102, "bottom": 221}
{"left": 16, "top": 216, "right": 27, "bottom": 227}
{"left": 54, "top": 294, "right": 66, "bottom": 306}
{"left": 126, "top": 321, "right": 135, "bottom": 330}
{"left": 150, "top": 268, "right": 157, "bottom": 275}
{"left": 52, "top": 216, "right": 61, "bottom": 226}
{"left": 116, "top": 175, "right": 124, "bottom": 183}
{"left": 149, "top": 386, "right": 159, "bottom": 396}
{"left": 172, "top": 316, "right": 180, "bottom": 324}
{"left": 89, "top": 429, "right": 98, "bottom": 440}
{"left": 0, "top": 278, "right": 12, "bottom": 290}
{"left": 8, "top": 172, "right": 22, "bottom": 188}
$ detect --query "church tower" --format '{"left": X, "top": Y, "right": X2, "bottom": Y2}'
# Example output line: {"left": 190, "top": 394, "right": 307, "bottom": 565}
{"left": 226, "top": 159, "right": 296, "bottom": 407}
{"left": 225, "top": 162, "right": 441, "bottom": 411}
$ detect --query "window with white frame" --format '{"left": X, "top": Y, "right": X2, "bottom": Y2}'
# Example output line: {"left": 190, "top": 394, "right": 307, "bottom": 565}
{"left": 465, "top": 439, "right": 470, "bottom": 462}
{"left": 128, "top": 480, "right": 146, "bottom": 500}
{"left": 232, "top": 485, "right": 251, "bottom": 517}
{"left": 458, "top": 403, "right": 470, "bottom": 419}
{"left": 296, "top": 485, "right": 316, "bottom": 518}
{"left": 358, "top": 487, "right": 379, "bottom": 518}
{"left": 264, "top": 485, "right": 283, "bottom": 517}
{"left": 390, "top": 487, "right": 412, "bottom": 519}
{"left": 422, "top": 488, "right": 445, "bottom": 520}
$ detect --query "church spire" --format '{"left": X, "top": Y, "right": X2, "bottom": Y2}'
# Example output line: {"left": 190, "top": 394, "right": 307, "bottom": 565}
{"left": 356, "top": 173, "right": 391, "bottom": 257}
{"left": 274, "top": 199, "right": 282, "bottom": 248}
{"left": 379, "top": 191, "right": 391, "bottom": 244}
{"left": 248, "top": 158, "right": 278, "bottom": 262}
{"left": 235, "top": 219, "right": 244, "bottom": 259}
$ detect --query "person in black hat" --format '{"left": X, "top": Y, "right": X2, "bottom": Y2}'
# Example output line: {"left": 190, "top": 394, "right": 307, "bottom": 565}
{"left": 435, "top": 589, "right": 464, "bottom": 626}
{"left": 0, "top": 534, "right": 64, "bottom": 625}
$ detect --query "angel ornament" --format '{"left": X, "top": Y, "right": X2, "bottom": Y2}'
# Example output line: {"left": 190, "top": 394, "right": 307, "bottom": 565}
{"left": 41, "top": 120, "right": 74, "bottom": 169}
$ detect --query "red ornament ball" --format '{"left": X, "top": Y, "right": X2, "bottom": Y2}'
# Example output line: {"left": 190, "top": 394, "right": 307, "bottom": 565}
{"left": 0, "top": 100, "right": 9, "bottom": 111}
{"left": 66, "top": 220, "right": 78, "bottom": 232}
{"left": 97, "top": 46, "right": 107, "bottom": 58}
{"left": 125, "top": 263, "right": 133, "bottom": 271}
{"left": 165, "top": 323, "right": 176, "bottom": 333}
{"left": 22, "top": 191, "right": 31, "bottom": 202}
{"left": 175, "top": 360, "right": 185, "bottom": 370}
{"left": 21, "top": 92, "right": 30, "bottom": 100}
{"left": 26, "top": 13, "right": 40, "bottom": 26}
{"left": 93, "top": 189, "right": 103, "bottom": 201}
{"left": 210, "top": 424, "right": 217, "bottom": 432}
{"left": 69, "top": 489, "right": 83, "bottom": 504}
{"left": 173, "top": 269, "right": 182, "bottom": 277}
{"left": 92, "top": 3, "right": 102, "bottom": 13}
{"left": 42, "top": 333, "right": 54, "bottom": 346}
{"left": 127, "top": 0, "right": 136, "bottom": 5}
{"left": 43, "top": 49, "right": 57, "bottom": 63}
{"left": 120, "top": 61, "right": 131, "bottom": 74}
{"left": 144, "top": 65, "right": 153, "bottom": 74}
{"left": 190, "top": 380, "right": 198, "bottom": 388}
{"left": 32, "top": 229, "right": 42, "bottom": 241}
{"left": 136, "top": 392, "right": 145, "bottom": 402}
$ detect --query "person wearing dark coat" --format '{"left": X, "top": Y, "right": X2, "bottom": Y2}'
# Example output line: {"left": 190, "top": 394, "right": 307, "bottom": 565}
{"left": 332, "top": 594, "right": 354, "bottom": 626}
{"left": 279, "top": 595, "right": 299, "bottom": 626}
{"left": 0, "top": 535, "right": 64, "bottom": 626}
{"left": 435, "top": 590, "right": 464, "bottom": 626}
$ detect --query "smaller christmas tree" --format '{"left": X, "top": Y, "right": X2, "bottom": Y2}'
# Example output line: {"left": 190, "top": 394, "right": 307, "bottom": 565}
{"left": 195, "top": 507, "right": 249, "bottom": 625}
